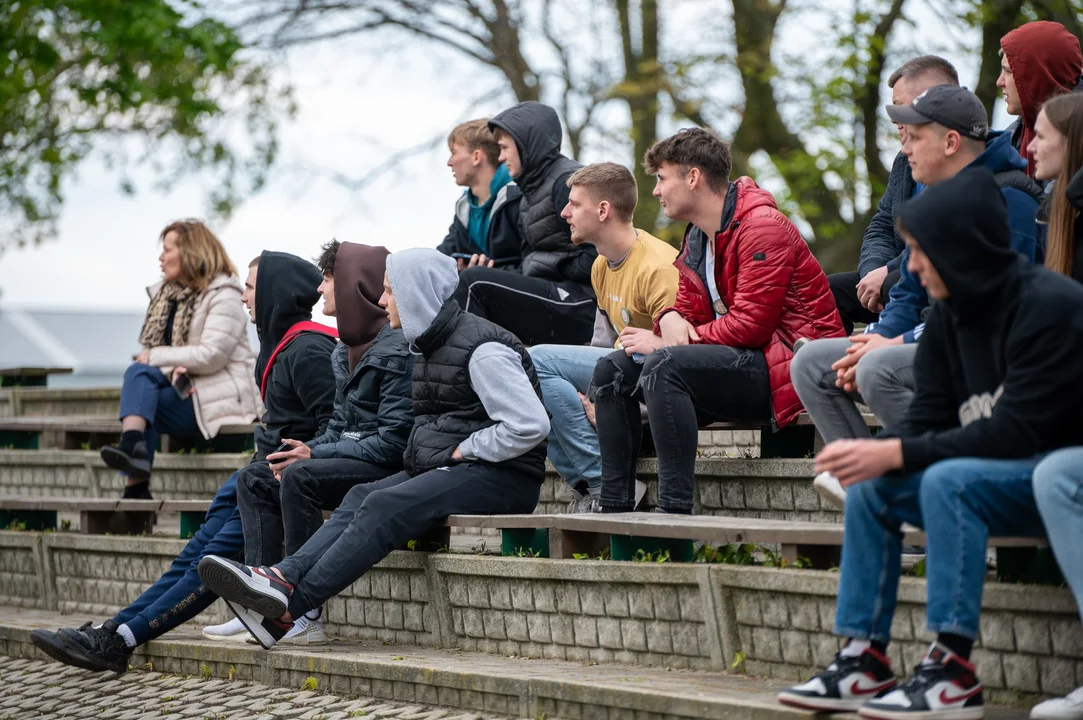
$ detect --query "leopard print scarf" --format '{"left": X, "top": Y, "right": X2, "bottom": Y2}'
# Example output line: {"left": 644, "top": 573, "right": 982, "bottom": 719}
{"left": 139, "top": 281, "right": 198, "bottom": 349}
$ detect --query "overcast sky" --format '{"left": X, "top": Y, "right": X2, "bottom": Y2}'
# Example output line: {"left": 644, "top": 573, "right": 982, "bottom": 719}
{"left": 0, "top": 5, "right": 1002, "bottom": 312}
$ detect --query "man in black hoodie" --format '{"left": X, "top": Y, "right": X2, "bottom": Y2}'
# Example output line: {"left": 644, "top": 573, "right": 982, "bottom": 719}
{"left": 222, "top": 241, "right": 413, "bottom": 645}
{"left": 29, "top": 251, "right": 337, "bottom": 674}
{"left": 778, "top": 168, "right": 1083, "bottom": 719}
{"left": 447, "top": 101, "right": 598, "bottom": 346}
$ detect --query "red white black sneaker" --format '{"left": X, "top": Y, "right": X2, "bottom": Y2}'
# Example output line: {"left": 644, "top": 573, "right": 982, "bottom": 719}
{"left": 223, "top": 600, "right": 293, "bottom": 650}
{"left": 197, "top": 556, "right": 293, "bottom": 620}
{"left": 778, "top": 645, "right": 897, "bottom": 712}
{"left": 859, "top": 643, "right": 984, "bottom": 720}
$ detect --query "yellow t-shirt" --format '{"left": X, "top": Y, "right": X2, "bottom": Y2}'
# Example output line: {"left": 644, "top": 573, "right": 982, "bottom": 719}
{"left": 591, "top": 230, "right": 679, "bottom": 347}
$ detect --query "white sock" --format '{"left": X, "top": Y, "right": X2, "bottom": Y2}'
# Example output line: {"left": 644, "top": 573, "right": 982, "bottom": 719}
{"left": 116, "top": 623, "right": 137, "bottom": 649}
{"left": 304, "top": 607, "right": 322, "bottom": 622}
{"left": 840, "top": 639, "right": 871, "bottom": 658}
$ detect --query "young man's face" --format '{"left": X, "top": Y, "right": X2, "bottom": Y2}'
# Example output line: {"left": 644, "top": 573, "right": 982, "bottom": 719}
{"left": 561, "top": 185, "right": 604, "bottom": 246}
{"left": 901, "top": 123, "right": 953, "bottom": 186}
{"left": 652, "top": 161, "right": 696, "bottom": 222}
{"left": 378, "top": 272, "right": 400, "bottom": 329}
{"left": 904, "top": 234, "right": 949, "bottom": 301}
{"left": 497, "top": 134, "right": 522, "bottom": 177}
{"left": 996, "top": 53, "right": 1021, "bottom": 116}
{"left": 241, "top": 265, "right": 258, "bottom": 323}
{"left": 317, "top": 273, "right": 336, "bottom": 317}
{"left": 1028, "top": 109, "right": 1067, "bottom": 182}
{"left": 447, "top": 142, "right": 478, "bottom": 187}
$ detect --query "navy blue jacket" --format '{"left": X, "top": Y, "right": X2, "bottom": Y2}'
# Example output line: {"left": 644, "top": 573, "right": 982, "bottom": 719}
{"left": 869, "top": 130, "right": 1040, "bottom": 343}
{"left": 859, "top": 152, "right": 914, "bottom": 278}
{"left": 307, "top": 325, "right": 414, "bottom": 469}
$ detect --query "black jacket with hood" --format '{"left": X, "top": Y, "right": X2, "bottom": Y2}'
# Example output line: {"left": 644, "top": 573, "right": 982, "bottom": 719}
{"left": 253, "top": 251, "right": 338, "bottom": 460}
{"left": 489, "top": 102, "right": 598, "bottom": 286}
{"left": 438, "top": 182, "right": 527, "bottom": 272}
{"left": 886, "top": 167, "right": 1083, "bottom": 471}
{"left": 1069, "top": 166, "right": 1083, "bottom": 284}
{"left": 307, "top": 243, "right": 414, "bottom": 469}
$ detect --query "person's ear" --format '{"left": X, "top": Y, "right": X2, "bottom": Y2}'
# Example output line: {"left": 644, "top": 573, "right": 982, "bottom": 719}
{"left": 598, "top": 200, "right": 611, "bottom": 223}
{"left": 472, "top": 148, "right": 484, "bottom": 167}
{"left": 687, "top": 167, "right": 700, "bottom": 191}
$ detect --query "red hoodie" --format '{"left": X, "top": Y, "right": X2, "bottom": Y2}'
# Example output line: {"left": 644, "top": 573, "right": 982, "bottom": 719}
{"left": 1000, "top": 21, "right": 1083, "bottom": 176}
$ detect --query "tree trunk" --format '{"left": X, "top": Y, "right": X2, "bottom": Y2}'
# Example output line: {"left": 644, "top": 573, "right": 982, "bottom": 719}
{"left": 616, "top": 0, "right": 662, "bottom": 232}
{"left": 975, "top": 0, "right": 1026, "bottom": 116}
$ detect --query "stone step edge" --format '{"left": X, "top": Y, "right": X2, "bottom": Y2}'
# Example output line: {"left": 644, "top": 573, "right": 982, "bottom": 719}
{"left": 0, "top": 622, "right": 815, "bottom": 720}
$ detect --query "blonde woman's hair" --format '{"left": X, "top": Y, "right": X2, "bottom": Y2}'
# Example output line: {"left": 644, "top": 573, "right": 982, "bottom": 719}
{"left": 160, "top": 219, "right": 237, "bottom": 291}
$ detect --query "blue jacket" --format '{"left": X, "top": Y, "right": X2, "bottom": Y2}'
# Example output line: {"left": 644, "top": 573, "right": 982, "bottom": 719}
{"left": 870, "top": 130, "right": 1040, "bottom": 343}
{"left": 859, "top": 152, "right": 914, "bottom": 277}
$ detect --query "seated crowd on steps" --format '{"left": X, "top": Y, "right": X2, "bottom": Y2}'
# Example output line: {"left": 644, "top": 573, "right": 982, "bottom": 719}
{"left": 22, "top": 19, "right": 1083, "bottom": 720}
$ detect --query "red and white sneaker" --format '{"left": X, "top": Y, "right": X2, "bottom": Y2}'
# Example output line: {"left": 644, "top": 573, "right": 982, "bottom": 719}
{"left": 859, "top": 642, "right": 984, "bottom": 719}
{"left": 778, "top": 645, "right": 897, "bottom": 712}
{"left": 197, "top": 556, "right": 293, "bottom": 620}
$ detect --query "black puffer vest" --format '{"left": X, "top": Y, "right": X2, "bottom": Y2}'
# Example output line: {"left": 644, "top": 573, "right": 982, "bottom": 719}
{"left": 405, "top": 301, "right": 547, "bottom": 480}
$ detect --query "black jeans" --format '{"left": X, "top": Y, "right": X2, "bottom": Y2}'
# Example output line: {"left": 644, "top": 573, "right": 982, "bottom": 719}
{"left": 237, "top": 458, "right": 390, "bottom": 567}
{"left": 276, "top": 462, "right": 541, "bottom": 619}
{"left": 829, "top": 269, "right": 901, "bottom": 336}
{"left": 592, "top": 346, "right": 771, "bottom": 513}
{"left": 452, "top": 266, "right": 596, "bottom": 346}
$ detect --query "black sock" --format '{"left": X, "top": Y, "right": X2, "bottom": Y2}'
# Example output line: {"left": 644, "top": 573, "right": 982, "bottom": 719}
{"left": 937, "top": 633, "right": 973, "bottom": 660}
{"left": 871, "top": 640, "right": 888, "bottom": 655}
{"left": 119, "top": 430, "right": 144, "bottom": 452}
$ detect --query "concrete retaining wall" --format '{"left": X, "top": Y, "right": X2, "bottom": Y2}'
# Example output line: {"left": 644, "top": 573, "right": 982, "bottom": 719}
{"left": 2, "top": 530, "right": 1077, "bottom": 701}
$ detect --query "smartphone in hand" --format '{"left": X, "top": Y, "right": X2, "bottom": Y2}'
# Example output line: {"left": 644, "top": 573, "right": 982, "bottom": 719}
{"left": 172, "top": 373, "right": 192, "bottom": 400}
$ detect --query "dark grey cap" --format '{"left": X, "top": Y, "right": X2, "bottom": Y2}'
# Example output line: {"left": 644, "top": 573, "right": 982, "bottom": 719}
{"left": 886, "top": 84, "right": 989, "bottom": 141}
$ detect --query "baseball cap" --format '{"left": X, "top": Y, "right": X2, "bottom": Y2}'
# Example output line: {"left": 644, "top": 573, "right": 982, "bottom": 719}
{"left": 886, "top": 84, "right": 989, "bottom": 141}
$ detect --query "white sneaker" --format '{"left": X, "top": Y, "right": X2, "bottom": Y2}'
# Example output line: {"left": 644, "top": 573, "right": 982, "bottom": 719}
{"left": 813, "top": 471, "right": 847, "bottom": 511}
{"left": 247, "top": 610, "right": 328, "bottom": 646}
{"left": 1032, "top": 686, "right": 1083, "bottom": 719}
{"left": 201, "top": 616, "right": 252, "bottom": 642}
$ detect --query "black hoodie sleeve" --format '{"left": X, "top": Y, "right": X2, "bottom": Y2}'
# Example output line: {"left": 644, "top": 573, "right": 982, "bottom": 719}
{"left": 895, "top": 308, "right": 1083, "bottom": 472}
{"left": 285, "top": 335, "right": 337, "bottom": 438}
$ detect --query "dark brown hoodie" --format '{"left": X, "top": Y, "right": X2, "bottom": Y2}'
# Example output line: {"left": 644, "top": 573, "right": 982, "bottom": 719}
{"left": 334, "top": 242, "right": 391, "bottom": 373}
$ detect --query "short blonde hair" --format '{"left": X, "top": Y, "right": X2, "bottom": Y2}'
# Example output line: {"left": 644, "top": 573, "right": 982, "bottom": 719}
{"left": 566, "top": 163, "right": 638, "bottom": 222}
{"left": 448, "top": 118, "right": 501, "bottom": 168}
{"left": 160, "top": 219, "right": 237, "bottom": 292}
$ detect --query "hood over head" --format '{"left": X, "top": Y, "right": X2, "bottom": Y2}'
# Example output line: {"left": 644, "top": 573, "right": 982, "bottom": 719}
{"left": 385, "top": 248, "right": 459, "bottom": 345}
{"left": 1000, "top": 21, "right": 1083, "bottom": 174}
{"left": 334, "top": 242, "right": 391, "bottom": 373}
{"left": 254, "top": 250, "right": 323, "bottom": 381}
{"left": 489, "top": 101, "right": 564, "bottom": 191}
{"left": 897, "top": 167, "right": 1017, "bottom": 322}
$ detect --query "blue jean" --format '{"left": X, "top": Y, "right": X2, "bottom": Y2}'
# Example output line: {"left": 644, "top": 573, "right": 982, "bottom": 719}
{"left": 529, "top": 345, "right": 612, "bottom": 494}
{"left": 836, "top": 456, "right": 1046, "bottom": 643}
{"left": 1033, "top": 448, "right": 1083, "bottom": 619}
{"left": 112, "top": 471, "right": 244, "bottom": 644}
{"left": 119, "top": 363, "right": 198, "bottom": 467}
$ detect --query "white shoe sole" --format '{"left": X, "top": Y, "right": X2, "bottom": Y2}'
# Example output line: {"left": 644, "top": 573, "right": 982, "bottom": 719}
{"left": 201, "top": 628, "right": 252, "bottom": 642}
{"left": 858, "top": 705, "right": 985, "bottom": 720}
{"left": 813, "top": 473, "right": 847, "bottom": 511}
{"left": 224, "top": 599, "right": 279, "bottom": 651}
{"left": 247, "top": 626, "right": 328, "bottom": 646}
{"left": 777, "top": 691, "right": 870, "bottom": 712}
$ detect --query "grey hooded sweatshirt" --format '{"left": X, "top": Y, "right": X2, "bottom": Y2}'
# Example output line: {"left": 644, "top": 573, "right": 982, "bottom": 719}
{"left": 386, "top": 248, "right": 550, "bottom": 463}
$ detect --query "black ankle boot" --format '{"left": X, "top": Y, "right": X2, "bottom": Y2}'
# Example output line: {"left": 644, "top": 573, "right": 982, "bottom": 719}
{"left": 122, "top": 481, "right": 153, "bottom": 500}
{"left": 101, "top": 439, "right": 151, "bottom": 481}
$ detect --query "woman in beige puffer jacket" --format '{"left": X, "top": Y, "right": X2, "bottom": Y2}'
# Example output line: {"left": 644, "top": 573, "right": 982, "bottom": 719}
{"left": 100, "top": 220, "right": 262, "bottom": 498}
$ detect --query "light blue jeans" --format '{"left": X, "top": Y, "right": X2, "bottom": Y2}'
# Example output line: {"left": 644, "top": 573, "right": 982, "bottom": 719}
{"left": 1033, "top": 448, "right": 1083, "bottom": 618}
{"left": 529, "top": 344, "right": 612, "bottom": 494}
{"left": 835, "top": 456, "right": 1046, "bottom": 643}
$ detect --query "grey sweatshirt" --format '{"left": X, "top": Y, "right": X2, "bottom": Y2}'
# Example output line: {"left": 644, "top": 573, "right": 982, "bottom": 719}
{"left": 386, "top": 249, "right": 550, "bottom": 463}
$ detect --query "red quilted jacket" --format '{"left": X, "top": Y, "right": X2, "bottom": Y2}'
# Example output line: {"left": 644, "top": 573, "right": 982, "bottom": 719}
{"left": 653, "top": 177, "right": 845, "bottom": 428}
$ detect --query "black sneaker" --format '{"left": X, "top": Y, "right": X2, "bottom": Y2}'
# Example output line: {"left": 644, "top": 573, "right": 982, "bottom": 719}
{"left": 859, "top": 643, "right": 983, "bottom": 720}
{"left": 198, "top": 556, "right": 293, "bottom": 619}
{"left": 101, "top": 441, "right": 152, "bottom": 481}
{"left": 57, "top": 619, "right": 132, "bottom": 674}
{"left": 778, "top": 645, "right": 897, "bottom": 712}
{"left": 30, "top": 623, "right": 103, "bottom": 672}
{"left": 224, "top": 600, "right": 293, "bottom": 650}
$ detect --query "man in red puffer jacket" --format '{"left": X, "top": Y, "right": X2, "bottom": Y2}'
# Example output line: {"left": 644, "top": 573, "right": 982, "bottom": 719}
{"left": 592, "top": 127, "right": 844, "bottom": 514}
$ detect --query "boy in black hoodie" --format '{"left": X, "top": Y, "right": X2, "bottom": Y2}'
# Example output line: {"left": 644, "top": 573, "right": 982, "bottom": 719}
{"left": 779, "top": 168, "right": 1083, "bottom": 719}
{"left": 29, "top": 251, "right": 337, "bottom": 674}
{"left": 448, "top": 101, "right": 598, "bottom": 346}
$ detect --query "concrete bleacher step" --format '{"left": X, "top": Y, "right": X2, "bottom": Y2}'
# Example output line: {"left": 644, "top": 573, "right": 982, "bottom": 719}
{"left": 0, "top": 414, "right": 257, "bottom": 451}
{"left": 0, "top": 386, "right": 121, "bottom": 418}
{"left": 0, "top": 609, "right": 1031, "bottom": 720}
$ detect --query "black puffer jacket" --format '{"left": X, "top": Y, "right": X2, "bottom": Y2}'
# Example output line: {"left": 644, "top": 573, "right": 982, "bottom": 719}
{"left": 858, "top": 152, "right": 913, "bottom": 278}
{"left": 438, "top": 182, "right": 526, "bottom": 271}
{"left": 489, "top": 102, "right": 597, "bottom": 285}
{"left": 405, "top": 302, "right": 547, "bottom": 481}
{"left": 253, "top": 251, "right": 338, "bottom": 461}
{"left": 307, "top": 325, "right": 414, "bottom": 468}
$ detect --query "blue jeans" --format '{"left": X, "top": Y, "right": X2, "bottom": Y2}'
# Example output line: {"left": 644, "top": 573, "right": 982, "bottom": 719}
{"left": 112, "top": 471, "right": 244, "bottom": 644}
{"left": 529, "top": 345, "right": 612, "bottom": 494}
{"left": 119, "top": 363, "right": 198, "bottom": 467}
{"left": 836, "top": 456, "right": 1046, "bottom": 643}
{"left": 1033, "top": 448, "right": 1083, "bottom": 620}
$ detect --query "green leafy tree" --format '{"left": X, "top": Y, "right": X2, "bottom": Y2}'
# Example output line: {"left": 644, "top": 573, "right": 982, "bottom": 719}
{"left": 0, "top": 0, "right": 289, "bottom": 251}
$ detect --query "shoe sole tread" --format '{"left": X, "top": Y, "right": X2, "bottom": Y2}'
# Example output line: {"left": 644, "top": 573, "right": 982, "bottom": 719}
{"left": 198, "top": 557, "right": 288, "bottom": 619}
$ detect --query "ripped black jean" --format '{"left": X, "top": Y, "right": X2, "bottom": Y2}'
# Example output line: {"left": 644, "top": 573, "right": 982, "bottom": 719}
{"left": 591, "top": 345, "right": 772, "bottom": 513}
